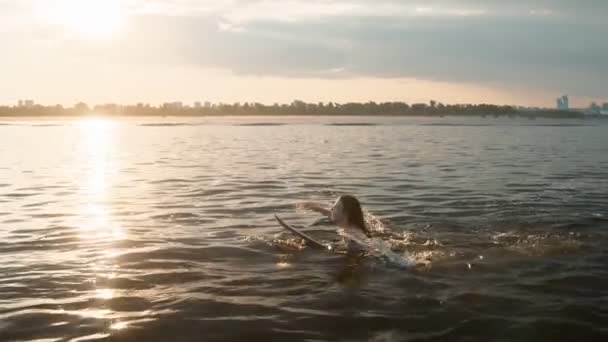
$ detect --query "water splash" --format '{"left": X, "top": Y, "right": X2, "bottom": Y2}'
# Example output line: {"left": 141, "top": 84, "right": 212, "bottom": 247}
{"left": 364, "top": 211, "right": 390, "bottom": 234}
{"left": 338, "top": 229, "right": 415, "bottom": 269}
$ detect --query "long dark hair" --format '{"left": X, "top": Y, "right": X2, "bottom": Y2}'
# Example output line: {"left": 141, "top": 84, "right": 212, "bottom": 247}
{"left": 339, "top": 195, "right": 372, "bottom": 238}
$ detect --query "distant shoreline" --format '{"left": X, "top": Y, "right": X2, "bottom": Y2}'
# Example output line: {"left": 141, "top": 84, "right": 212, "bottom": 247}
{"left": 1, "top": 101, "right": 597, "bottom": 119}
{"left": 0, "top": 112, "right": 599, "bottom": 119}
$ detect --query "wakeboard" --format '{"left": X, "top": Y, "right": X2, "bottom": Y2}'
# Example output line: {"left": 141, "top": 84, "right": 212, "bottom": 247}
{"left": 274, "top": 214, "right": 328, "bottom": 250}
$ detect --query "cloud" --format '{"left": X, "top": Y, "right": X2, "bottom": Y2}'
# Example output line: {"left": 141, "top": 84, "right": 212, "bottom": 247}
{"left": 101, "top": 4, "right": 606, "bottom": 96}
{"left": 130, "top": 0, "right": 608, "bottom": 21}
{"left": 2, "top": 0, "right": 607, "bottom": 99}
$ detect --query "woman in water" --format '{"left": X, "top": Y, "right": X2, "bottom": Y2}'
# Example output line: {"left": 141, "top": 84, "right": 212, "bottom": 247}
{"left": 300, "top": 195, "right": 413, "bottom": 268}
{"left": 300, "top": 195, "right": 373, "bottom": 242}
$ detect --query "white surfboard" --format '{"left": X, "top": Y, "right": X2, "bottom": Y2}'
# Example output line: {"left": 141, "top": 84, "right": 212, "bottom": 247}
{"left": 274, "top": 214, "right": 328, "bottom": 250}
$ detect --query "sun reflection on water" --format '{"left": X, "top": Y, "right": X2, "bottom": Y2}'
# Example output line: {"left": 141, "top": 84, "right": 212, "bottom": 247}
{"left": 79, "top": 118, "right": 117, "bottom": 196}
{"left": 77, "top": 118, "right": 124, "bottom": 239}
{"left": 76, "top": 118, "right": 128, "bottom": 332}
{"left": 95, "top": 288, "right": 115, "bottom": 300}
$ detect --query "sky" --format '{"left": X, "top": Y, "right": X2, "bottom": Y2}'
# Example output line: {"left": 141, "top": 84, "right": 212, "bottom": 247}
{"left": 1, "top": 0, "right": 607, "bottom": 107}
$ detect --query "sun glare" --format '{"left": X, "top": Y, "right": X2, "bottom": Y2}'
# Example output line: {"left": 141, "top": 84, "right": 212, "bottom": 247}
{"left": 36, "top": 0, "right": 126, "bottom": 38}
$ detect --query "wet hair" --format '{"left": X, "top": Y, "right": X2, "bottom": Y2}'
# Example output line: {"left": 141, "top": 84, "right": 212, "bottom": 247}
{"left": 338, "top": 195, "right": 372, "bottom": 238}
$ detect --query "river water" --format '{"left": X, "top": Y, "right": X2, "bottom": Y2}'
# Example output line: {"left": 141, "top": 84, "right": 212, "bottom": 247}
{"left": 1, "top": 116, "right": 607, "bottom": 341}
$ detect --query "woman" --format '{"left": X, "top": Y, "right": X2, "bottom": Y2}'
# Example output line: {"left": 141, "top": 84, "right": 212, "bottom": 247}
{"left": 300, "top": 195, "right": 373, "bottom": 240}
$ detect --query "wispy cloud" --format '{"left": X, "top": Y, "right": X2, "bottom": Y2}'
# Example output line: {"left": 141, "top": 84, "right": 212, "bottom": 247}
{"left": 1, "top": 0, "right": 607, "bottom": 103}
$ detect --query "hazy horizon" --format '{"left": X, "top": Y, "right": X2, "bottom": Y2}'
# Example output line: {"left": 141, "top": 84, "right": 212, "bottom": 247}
{"left": 0, "top": 98, "right": 600, "bottom": 110}
{"left": 1, "top": 0, "right": 607, "bottom": 107}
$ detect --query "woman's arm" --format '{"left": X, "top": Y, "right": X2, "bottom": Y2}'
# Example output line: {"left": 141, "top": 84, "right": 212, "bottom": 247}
{"left": 297, "top": 202, "right": 332, "bottom": 218}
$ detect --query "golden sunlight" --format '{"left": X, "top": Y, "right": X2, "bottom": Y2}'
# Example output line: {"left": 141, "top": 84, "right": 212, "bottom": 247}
{"left": 77, "top": 117, "right": 117, "bottom": 139}
{"left": 77, "top": 118, "right": 124, "bottom": 240}
{"left": 36, "top": 0, "right": 126, "bottom": 38}
{"left": 78, "top": 118, "right": 116, "bottom": 197}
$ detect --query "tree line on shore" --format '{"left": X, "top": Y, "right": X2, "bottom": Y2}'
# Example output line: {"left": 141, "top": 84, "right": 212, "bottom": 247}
{"left": 0, "top": 100, "right": 585, "bottom": 118}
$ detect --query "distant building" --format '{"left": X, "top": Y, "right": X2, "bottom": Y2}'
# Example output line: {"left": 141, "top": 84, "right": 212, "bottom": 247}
{"left": 590, "top": 102, "right": 601, "bottom": 114}
{"left": 162, "top": 102, "right": 183, "bottom": 110}
{"left": 74, "top": 102, "right": 90, "bottom": 113}
{"left": 204, "top": 102, "right": 211, "bottom": 108}
{"left": 603, "top": 102, "right": 608, "bottom": 111}
{"left": 16, "top": 99, "right": 35, "bottom": 108}
{"left": 556, "top": 95, "right": 569, "bottom": 111}
{"left": 194, "top": 101, "right": 202, "bottom": 108}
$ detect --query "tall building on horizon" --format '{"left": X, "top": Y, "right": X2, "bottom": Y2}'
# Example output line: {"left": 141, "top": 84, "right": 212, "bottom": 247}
{"left": 17, "top": 99, "right": 35, "bottom": 108}
{"left": 162, "top": 101, "right": 183, "bottom": 109}
{"left": 556, "top": 95, "right": 569, "bottom": 111}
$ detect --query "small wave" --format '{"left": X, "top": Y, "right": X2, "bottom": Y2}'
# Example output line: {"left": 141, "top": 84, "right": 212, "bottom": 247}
{"left": 325, "top": 123, "right": 378, "bottom": 126}
{"left": 101, "top": 296, "right": 153, "bottom": 312}
{"left": 4, "top": 193, "right": 38, "bottom": 198}
{"left": 236, "top": 123, "right": 286, "bottom": 126}
{"left": 138, "top": 271, "right": 213, "bottom": 285}
{"left": 505, "top": 182, "right": 552, "bottom": 188}
{"left": 140, "top": 123, "right": 199, "bottom": 127}
{"left": 526, "top": 123, "right": 588, "bottom": 127}
{"left": 491, "top": 230, "right": 583, "bottom": 256}
{"left": 29, "top": 213, "right": 72, "bottom": 219}
{"left": 150, "top": 212, "right": 201, "bottom": 220}
{"left": 117, "top": 245, "right": 266, "bottom": 265}
{"left": 0, "top": 122, "right": 66, "bottom": 127}
{"left": 419, "top": 123, "right": 494, "bottom": 127}
{"left": 173, "top": 188, "right": 232, "bottom": 197}
{"left": 22, "top": 201, "right": 53, "bottom": 208}
{"left": 148, "top": 178, "right": 195, "bottom": 185}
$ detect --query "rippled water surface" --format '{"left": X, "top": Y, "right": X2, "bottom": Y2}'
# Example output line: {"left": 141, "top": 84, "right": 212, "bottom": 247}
{"left": 1, "top": 116, "right": 607, "bottom": 341}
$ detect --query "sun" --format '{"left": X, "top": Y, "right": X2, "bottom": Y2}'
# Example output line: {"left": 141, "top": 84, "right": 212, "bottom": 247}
{"left": 36, "top": 0, "right": 126, "bottom": 38}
